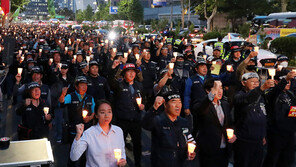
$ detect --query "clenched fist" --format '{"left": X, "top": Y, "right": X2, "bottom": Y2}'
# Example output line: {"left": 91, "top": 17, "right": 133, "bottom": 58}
{"left": 153, "top": 96, "right": 165, "bottom": 110}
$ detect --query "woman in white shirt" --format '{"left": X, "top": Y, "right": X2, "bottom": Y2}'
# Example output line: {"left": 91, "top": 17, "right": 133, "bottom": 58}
{"left": 70, "top": 100, "right": 127, "bottom": 167}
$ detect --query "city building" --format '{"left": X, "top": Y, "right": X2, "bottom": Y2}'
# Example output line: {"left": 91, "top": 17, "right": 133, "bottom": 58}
{"left": 23, "top": 0, "right": 53, "bottom": 19}
{"left": 144, "top": 5, "right": 204, "bottom": 26}
{"left": 57, "top": 0, "right": 75, "bottom": 12}
{"left": 75, "top": 0, "right": 97, "bottom": 11}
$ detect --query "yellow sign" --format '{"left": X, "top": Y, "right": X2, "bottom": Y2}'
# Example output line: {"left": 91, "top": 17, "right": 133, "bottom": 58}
{"left": 280, "top": 29, "right": 296, "bottom": 37}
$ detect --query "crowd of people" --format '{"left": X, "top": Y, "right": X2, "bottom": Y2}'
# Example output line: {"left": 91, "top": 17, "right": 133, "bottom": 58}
{"left": 1, "top": 24, "right": 296, "bottom": 167}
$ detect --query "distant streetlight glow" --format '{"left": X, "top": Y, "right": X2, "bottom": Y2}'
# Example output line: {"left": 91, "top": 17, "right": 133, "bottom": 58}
{"left": 108, "top": 31, "right": 116, "bottom": 40}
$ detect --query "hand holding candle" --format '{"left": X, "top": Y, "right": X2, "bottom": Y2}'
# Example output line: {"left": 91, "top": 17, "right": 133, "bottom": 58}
{"left": 136, "top": 97, "right": 142, "bottom": 107}
{"left": 43, "top": 107, "right": 49, "bottom": 115}
{"left": 124, "top": 52, "right": 128, "bottom": 58}
{"left": 82, "top": 110, "right": 88, "bottom": 118}
{"left": 135, "top": 54, "right": 140, "bottom": 60}
{"left": 226, "top": 65, "right": 232, "bottom": 72}
{"left": 254, "top": 46, "right": 259, "bottom": 53}
{"left": 203, "top": 55, "right": 207, "bottom": 60}
{"left": 173, "top": 52, "right": 178, "bottom": 59}
{"left": 114, "top": 149, "right": 122, "bottom": 162}
{"left": 188, "top": 143, "right": 196, "bottom": 154}
{"left": 226, "top": 128, "right": 234, "bottom": 139}
{"left": 86, "top": 56, "right": 90, "bottom": 63}
{"left": 18, "top": 68, "right": 23, "bottom": 75}
{"left": 169, "top": 63, "right": 174, "bottom": 70}
{"left": 268, "top": 68, "right": 276, "bottom": 80}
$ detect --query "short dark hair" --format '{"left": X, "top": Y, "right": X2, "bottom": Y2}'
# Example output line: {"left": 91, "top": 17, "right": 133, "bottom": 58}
{"left": 203, "top": 78, "right": 221, "bottom": 92}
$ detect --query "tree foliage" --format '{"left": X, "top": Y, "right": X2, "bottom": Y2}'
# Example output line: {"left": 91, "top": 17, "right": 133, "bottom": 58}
{"left": 92, "top": 0, "right": 143, "bottom": 23}
{"left": 11, "top": 0, "right": 30, "bottom": 13}
{"left": 57, "top": 8, "right": 75, "bottom": 20}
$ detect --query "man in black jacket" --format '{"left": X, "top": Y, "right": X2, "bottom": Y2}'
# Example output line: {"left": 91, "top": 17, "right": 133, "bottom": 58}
{"left": 109, "top": 62, "right": 145, "bottom": 167}
{"left": 233, "top": 72, "right": 275, "bottom": 167}
{"left": 263, "top": 71, "right": 296, "bottom": 167}
{"left": 192, "top": 78, "right": 236, "bottom": 167}
{"left": 86, "top": 60, "right": 111, "bottom": 101}
{"left": 143, "top": 92, "right": 196, "bottom": 167}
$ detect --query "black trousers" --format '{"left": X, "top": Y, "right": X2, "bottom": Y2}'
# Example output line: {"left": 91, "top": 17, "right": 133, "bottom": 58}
{"left": 234, "top": 140, "right": 264, "bottom": 167}
{"left": 117, "top": 119, "right": 142, "bottom": 167}
{"left": 263, "top": 132, "right": 295, "bottom": 167}
{"left": 199, "top": 148, "right": 229, "bottom": 167}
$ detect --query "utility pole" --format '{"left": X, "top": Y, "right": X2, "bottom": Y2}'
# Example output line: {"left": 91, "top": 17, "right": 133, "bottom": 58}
{"left": 188, "top": 0, "right": 191, "bottom": 25}
{"left": 170, "top": 0, "right": 173, "bottom": 30}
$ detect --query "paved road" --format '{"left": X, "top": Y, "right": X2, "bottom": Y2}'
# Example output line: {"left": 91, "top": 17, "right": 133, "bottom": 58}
{"left": 1, "top": 97, "right": 295, "bottom": 167}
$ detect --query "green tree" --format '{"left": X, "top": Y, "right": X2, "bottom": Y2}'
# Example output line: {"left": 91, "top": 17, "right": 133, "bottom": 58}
{"left": 194, "top": 0, "right": 220, "bottom": 32}
{"left": 11, "top": 0, "right": 30, "bottom": 13}
{"left": 84, "top": 5, "right": 94, "bottom": 21}
{"left": 57, "top": 8, "right": 75, "bottom": 20}
{"left": 118, "top": 0, "right": 130, "bottom": 20}
{"left": 76, "top": 10, "right": 84, "bottom": 22}
{"left": 127, "top": 0, "right": 144, "bottom": 23}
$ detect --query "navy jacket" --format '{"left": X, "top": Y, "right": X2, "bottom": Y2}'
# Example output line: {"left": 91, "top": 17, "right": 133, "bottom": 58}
{"left": 234, "top": 87, "right": 267, "bottom": 142}
{"left": 143, "top": 108, "right": 195, "bottom": 167}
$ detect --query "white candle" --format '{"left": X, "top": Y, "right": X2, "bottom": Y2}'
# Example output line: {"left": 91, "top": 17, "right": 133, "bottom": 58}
{"left": 114, "top": 149, "right": 122, "bottom": 162}
{"left": 20, "top": 56, "right": 24, "bottom": 62}
{"left": 89, "top": 47, "right": 92, "bottom": 52}
{"left": 86, "top": 56, "right": 90, "bottom": 63}
{"left": 203, "top": 55, "right": 207, "bottom": 60}
{"left": 73, "top": 55, "right": 77, "bottom": 61}
{"left": 212, "top": 61, "right": 217, "bottom": 65}
{"left": 136, "top": 97, "right": 142, "bottom": 106}
{"left": 65, "top": 47, "right": 68, "bottom": 52}
{"left": 105, "top": 39, "right": 109, "bottom": 44}
{"left": 112, "top": 48, "right": 117, "bottom": 53}
{"left": 111, "top": 41, "right": 114, "bottom": 45}
{"left": 39, "top": 49, "right": 42, "bottom": 53}
{"left": 173, "top": 52, "right": 178, "bottom": 59}
{"left": 124, "top": 52, "right": 128, "bottom": 58}
{"left": 268, "top": 68, "right": 276, "bottom": 80}
{"left": 169, "top": 63, "right": 174, "bottom": 69}
{"left": 19, "top": 50, "right": 22, "bottom": 55}
{"left": 226, "top": 65, "right": 232, "bottom": 72}
{"left": 82, "top": 110, "right": 88, "bottom": 118}
{"left": 188, "top": 143, "right": 196, "bottom": 154}
{"left": 17, "top": 68, "right": 23, "bottom": 75}
{"left": 43, "top": 107, "right": 49, "bottom": 115}
{"left": 128, "top": 48, "right": 132, "bottom": 54}
{"left": 135, "top": 54, "right": 140, "bottom": 60}
{"left": 254, "top": 46, "right": 259, "bottom": 53}
{"left": 58, "top": 63, "right": 62, "bottom": 71}
{"left": 226, "top": 128, "right": 234, "bottom": 139}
